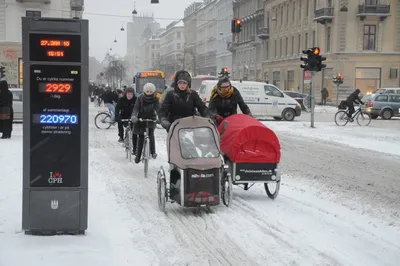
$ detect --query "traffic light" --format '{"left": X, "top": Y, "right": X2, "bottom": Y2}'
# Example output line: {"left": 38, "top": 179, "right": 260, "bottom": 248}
{"left": 219, "top": 67, "right": 230, "bottom": 78}
{"left": 150, "top": 0, "right": 159, "bottom": 3}
{"left": 231, "top": 20, "right": 236, "bottom": 33}
{"left": 333, "top": 73, "right": 344, "bottom": 84}
{"left": 299, "top": 47, "right": 326, "bottom": 72}
{"left": 235, "top": 19, "right": 242, "bottom": 33}
{"left": 0, "top": 66, "right": 5, "bottom": 79}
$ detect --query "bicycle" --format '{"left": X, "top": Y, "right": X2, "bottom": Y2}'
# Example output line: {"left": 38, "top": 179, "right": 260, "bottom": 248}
{"left": 139, "top": 118, "right": 158, "bottom": 178}
{"left": 334, "top": 105, "right": 371, "bottom": 126}
{"left": 120, "top": 119, "right": 134, "bottom": 162}
{"left": 94, "top": 109, "right": 117, "bottom": 129}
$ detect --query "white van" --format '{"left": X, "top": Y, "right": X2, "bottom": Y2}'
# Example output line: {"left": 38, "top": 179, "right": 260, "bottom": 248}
{"left": 198, "top": 80, "right": 301, "bottom": 121}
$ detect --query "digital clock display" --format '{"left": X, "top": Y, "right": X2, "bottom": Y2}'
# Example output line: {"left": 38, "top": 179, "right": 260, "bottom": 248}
{"left": 33, "top": 114, "right": 79, "bottom": 124}
{"left": 40, "top": 39, "right": 71, "bottom": 47}
{"left": 39, "top": 83, "right": 72, "bottom": 93}
{"left": 29, "top": 33, "right": 81, "bottom": 62}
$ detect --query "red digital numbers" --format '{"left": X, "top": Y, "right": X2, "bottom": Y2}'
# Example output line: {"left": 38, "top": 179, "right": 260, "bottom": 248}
{"left": 47, "top": 50, "right": 64, "bottom": 57}
{"left": 45, "top": 83, "right": 72, "bottom": 93}
{"left": 40, "top": 40, "right": 71, "bottom": 47}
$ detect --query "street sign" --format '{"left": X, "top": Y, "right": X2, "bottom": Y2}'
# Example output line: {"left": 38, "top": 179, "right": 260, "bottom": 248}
{"left": 22, "top": 17, "right": 89, "bottom": 235}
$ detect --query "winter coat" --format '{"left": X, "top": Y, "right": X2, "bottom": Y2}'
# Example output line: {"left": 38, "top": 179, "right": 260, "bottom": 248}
{"left": 159, "top": 87, "right": 212, "bottom": 124}
{"left": 131, "top": 93, "right": 159, "bottom": 135}
{"left": 115, "top": 95, "right": 137, "bottom": 120}
{"left": 101, "top": 90, "right": 118, "bottom": 104}
{"left": 208, "top": 86, "right": 252, "bottom": 118}
{"left": 321, "top": 88, "right": 329, "bottom": 98}
{"left": 346, "top": 89, "right": 364, "bottom": 105}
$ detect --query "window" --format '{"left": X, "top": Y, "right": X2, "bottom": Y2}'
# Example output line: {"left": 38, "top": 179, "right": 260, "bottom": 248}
{"left": 314, "top": 0, "right": 317, "bottom": 10}
{"left": 178, "top": 128, "right": 219, "bottom": 159}
{"left": 285, "top": 37, "right": 288, "bottom": 55}
{"left": 306, "top": 0, "right": 309, "bottom": 16}
{"left": 385, "top": 89, "right": 395, "bottom": 93}
{"left": 304, "top": 32, "right": 308, "bottom": 49}
{"left": 287, "top": 70, "right": 295, "bottom": 91}
{"left": 326, "top": 27, "right": 331, "bottom": 52}
{"left": 272, "top": 71, "right": 281, "bottom": 88}
{"left": 281, "top": 6, "right": 284, "bottom": 25}
{"left": 177, "top": 43, "right": 181, "bottom": 50}
{"left": 397, "top": 90, "right": 400, "bottom": 94}
{"left": 286, "top": 4, "right": 289, "bottom": 23}
{"left": 292, "top": 2, "right": 296, "bottom": 21}
{"left": 375, "top": 95, "right": 388, "bottom": 102}
{"left": 280, "top": 39, "right": 282, "bottom": 56}
{"left": 363, "top": 25, "right": 376, "bottom": 51}
{"left": 312, "top": 31, "right": 316, "bottom": 47}
{"left": 298, "top": 34, "right": 301, "bottom": 53}
{"left": 390, "top": 95, "right": 400, "bottom": 102}
{"left": 291, "top": 36, "right": 295, "bottom": 54}
{"left": 274, "top": 40, "right": 277, "bottom": 57}
{"left": 264, "top": 85, "right": 284, "bottom": 97}
{"left": 177, "top": 32, "right": 181, "bottom": 38}
{"left": 299, "top": 0, "right": 302, "bottom": 18}
{"left": 365, "top": 0, "right": 378, "bottom": 5}
{"left": 12, "top": 91, "right": 23, "bottom": 101}
{"left": 26, "top": 10, "right": 41, "bottom": 17}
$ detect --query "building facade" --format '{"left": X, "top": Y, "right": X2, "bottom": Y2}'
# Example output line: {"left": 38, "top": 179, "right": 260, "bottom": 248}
{"left": 159, "top": 20, "right": 185, "bottom": 83}
{"left": 216, "top": 0, "right": 233, "bottom": 72}
{"left": 231, "top": 0, "right": 265, "bottom": 81}
{"left": 263, "top": 0, "right": 400, "bottom": 104}
{"left": 182, "top": 2, "right": 202, "bottom": 75}
{"left": 195, "top": 0, "right": 218, "bottom": 75}
{"left": 126, "top": 15, "right": 160, "bottom": 77}
{"left": 138, "top": 35, "right": 160, "bottom": 71}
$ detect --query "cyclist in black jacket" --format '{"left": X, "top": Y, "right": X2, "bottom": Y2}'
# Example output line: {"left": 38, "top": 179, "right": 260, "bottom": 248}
{"left": 346, "top": 88, "right": 364, "bottom": 121}
{"left": 115, "top": 87, "right": 137, "bottom": 148}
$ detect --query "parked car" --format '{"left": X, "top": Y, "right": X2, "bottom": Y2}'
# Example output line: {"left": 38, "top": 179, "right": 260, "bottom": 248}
{"left": 283, "top": 91, "right": 308, "bottom": 110}
{"left": 10, "top": 88, "right": 23, "bottom": 122}
{"left": 362, "top": 93, "right": 400, "bottom": 119}
{"left": 374, "top": 88, "right": 400, "bottom": 94}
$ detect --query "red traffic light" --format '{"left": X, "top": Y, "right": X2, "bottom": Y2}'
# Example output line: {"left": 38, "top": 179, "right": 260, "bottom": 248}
{"left": 313, "top": 47, "right": 320, "bottom": 55}
{"left": 236, "top": 19, "right": 242, "bottom": 25}
{"left": 337, "top": 73, "right": 342, "bottom": 77}
{"left": 224, "top": 68, "right": 228, "bottom": 72}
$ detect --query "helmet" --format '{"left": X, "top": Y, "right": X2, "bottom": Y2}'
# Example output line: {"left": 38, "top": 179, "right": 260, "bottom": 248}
{"left": 143, "top": 83, "right": 156, "bottom": 95}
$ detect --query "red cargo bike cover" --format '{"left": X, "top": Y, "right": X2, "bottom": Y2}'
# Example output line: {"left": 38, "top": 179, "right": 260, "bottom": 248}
{"left": 217, "top": 114, "right": 281, "bottom": 163}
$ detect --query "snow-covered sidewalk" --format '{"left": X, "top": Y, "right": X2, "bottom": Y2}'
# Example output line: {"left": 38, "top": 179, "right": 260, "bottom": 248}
{"left": 264, "top": 121, "right": 400, "bottom": 156}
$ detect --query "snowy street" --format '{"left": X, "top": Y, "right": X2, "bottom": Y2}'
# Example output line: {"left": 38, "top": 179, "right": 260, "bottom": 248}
{"left": 1, "top": 105, "right": 400, "bottom": 266}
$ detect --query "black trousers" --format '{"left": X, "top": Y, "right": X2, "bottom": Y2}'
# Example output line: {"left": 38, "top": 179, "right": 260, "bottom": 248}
{"left": 347, "top": 101, "right": 355, "bottom": 118}
{"left": 118, "top": 122, "right": 137, "bottom": 150}
{"left": 321, "top": 97, "right": 327, "bottom": 105}
{"left": 136, "top": 128, "right": 156, "bottom": 158}
{"left": 1, "top": 108, "right": 13, "bottom": 137}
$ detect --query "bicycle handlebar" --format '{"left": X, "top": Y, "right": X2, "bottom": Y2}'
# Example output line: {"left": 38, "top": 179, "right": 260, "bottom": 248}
{"left": 139, "top": 118, "right": 158, "bottom": 122}
{"left": 120, "top": 119, "right": 133, "bottom": 122}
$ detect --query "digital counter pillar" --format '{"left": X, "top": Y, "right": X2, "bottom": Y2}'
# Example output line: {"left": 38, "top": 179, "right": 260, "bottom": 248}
{"left": 22, "top": 17, "right": 89, "bottom": 235}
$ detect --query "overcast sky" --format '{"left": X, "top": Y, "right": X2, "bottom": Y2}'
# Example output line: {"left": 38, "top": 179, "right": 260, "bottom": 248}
{"left": 84, "top": 0, "right": 191, "bottom": 61}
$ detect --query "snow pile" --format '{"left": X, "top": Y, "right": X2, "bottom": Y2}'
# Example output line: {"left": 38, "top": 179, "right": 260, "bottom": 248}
{"left": 264, "top": 121, "right": 400, "bottom": 156}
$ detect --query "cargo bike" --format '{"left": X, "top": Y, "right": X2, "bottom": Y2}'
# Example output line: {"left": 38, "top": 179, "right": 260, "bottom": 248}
{"left": 218, "top": 114, "right": 281, "bottom": 202}
{"left": 157, "top": 116, "right": 232, "bottom": 212}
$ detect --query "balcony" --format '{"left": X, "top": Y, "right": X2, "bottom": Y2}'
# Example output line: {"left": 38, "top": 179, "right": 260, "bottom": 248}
{"left": 257, "top": 27, "right": 269, "bottom": 40}
{"left": 313, "top": 7, "right": 334, "bottom": 24}
{"left": 357, "top": 4, "right": 390, "bottom": 21}
{"left": 16, "top": 0, "right": 50, "bottom": 3}
{"left": 70, "top": 0, "right": 84, "bottom": 11}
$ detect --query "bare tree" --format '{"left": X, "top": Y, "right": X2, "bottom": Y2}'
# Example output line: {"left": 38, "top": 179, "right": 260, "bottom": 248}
{"left": 104, "top": 55, "right": 127, "bottom": 88}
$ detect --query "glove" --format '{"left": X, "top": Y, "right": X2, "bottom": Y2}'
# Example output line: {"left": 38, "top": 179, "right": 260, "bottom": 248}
{"left": 131, "top": 116, "right": 138, "bottom": 123}
{"left": 216, "top": 115, "right": 224, "bottom": 123}
{"left": 161, "top": 119, "right": 171, "bottom": 131}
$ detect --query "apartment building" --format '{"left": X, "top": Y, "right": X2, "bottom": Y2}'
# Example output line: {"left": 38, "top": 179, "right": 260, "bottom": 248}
{"left": 263, "top": 0, "right": 400, "bottom": 103}
{"left": 138, "top": 35, "right": 161, "bottom": 71}
{"left": 182, "top": 2, "right": 202, "bottom": 75}
{"left": 159, "top": 21, "right": 185, "bottom": 83}
{"left": 195, "top": 0, "right": 218, "bottom": 75}
{"left": 216, "top": 0, "right": 234, "bottom": 72}
{"left": 231, "top": 0, "right": 265, "bottom": 80}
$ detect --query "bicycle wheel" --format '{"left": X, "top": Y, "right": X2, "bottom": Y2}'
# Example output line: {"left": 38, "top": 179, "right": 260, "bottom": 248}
{"left": 143, "top": 138, "right": 149, "bottom": 178}
{"left": 356, "top": 111, "right": 371, "bottom": 126}
{"left": 94, "top": 112, "right": 112, "bottom": 129}
{"left": 334, "top": 111, "right": 349, "bottom": 126}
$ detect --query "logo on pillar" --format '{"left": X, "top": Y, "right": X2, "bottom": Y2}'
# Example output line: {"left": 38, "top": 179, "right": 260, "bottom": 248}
{"left": 48, "top": 171, "right": 63, "bottom": 184}
{"left": 50, "top": 199, "right": 59, "bottom": 210}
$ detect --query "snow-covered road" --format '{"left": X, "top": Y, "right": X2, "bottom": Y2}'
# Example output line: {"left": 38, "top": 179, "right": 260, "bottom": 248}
{"left": 1, "top": 106, "right": 400, "bottom": 266}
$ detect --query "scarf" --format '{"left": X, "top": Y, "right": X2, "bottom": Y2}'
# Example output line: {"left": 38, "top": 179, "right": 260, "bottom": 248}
{"left": 211, "top": 85, "right": 234, "bottom": 99}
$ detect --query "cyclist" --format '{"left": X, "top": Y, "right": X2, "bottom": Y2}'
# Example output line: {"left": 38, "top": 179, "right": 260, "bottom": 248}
{"left": 159, "top": 70, "right": 214, "bottom": 131}
{"left": 346, "top": 88, "right": 364, "bottom": 122}
{"left": 101, "top": 87, "right": 118, "bottom": 122}
{"left": 115, "top": 87, "right": 137, "bottom": 150}
{"left": 208, "top": 76, "right": 252, "bottom": 125}
{"left": 131, "top": 83, "right": 159, "bottom": 164}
